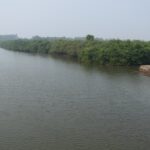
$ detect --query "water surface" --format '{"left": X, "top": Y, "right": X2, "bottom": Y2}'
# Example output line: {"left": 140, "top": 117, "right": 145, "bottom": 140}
{"left": 0, "top": 48, "right": 150, "bottom": 150}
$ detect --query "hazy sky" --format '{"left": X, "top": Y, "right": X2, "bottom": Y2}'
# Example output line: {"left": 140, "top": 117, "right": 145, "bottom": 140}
{"left": 0, "top": 0, "right": 150, "bottom": 39}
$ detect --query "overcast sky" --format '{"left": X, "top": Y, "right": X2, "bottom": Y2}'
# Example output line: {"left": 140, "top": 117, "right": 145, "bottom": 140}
{"left": 0, "top": 0, "right": 150, "bottom": 39}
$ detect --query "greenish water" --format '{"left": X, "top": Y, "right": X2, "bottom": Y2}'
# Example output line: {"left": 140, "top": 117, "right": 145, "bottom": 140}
{"left": 0, "top": 48, "right": 150, "bottom": 150}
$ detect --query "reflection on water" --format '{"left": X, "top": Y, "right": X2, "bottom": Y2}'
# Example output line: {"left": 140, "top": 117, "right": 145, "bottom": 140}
{"left": 0, "top": 48, "right": 150, "bottom": 150}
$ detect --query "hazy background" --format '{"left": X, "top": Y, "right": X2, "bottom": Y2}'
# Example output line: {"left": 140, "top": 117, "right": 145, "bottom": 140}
{"left": 0, "top": 0, "right": 150, "bottom": 40}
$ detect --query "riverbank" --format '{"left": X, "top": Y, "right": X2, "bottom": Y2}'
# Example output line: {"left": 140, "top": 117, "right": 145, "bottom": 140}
{"left": 139, "top": 65, "right": 150, "bottom": 75}
{"left": 0, "top": 36, "right": 150, "bottom": 66}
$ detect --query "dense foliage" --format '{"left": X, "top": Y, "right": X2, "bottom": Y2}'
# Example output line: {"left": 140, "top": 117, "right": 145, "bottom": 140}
{"left": 0, "top": 35, "right": 150, "bottom": 66}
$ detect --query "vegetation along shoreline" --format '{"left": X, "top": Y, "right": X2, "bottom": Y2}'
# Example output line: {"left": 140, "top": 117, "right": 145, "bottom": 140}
{"left": 0, "top": 35, "right": 150, "bottom": 67}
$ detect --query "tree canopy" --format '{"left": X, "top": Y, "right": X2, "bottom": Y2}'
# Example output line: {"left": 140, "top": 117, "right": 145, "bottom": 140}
{"left": 0, "top": 35, "right": 150, "bottom": 66}
{"left": 86, "top": 35, "right": 95, "bottom": 41}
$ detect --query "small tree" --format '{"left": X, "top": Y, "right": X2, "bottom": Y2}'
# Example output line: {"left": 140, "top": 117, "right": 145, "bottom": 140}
{"left": 86, "top": 34, "right": 95, "bottom": 41}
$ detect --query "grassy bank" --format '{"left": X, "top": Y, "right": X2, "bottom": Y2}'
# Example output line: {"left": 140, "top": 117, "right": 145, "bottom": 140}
{"left": 0, "top": 35, "right": 150, "bottom": 66}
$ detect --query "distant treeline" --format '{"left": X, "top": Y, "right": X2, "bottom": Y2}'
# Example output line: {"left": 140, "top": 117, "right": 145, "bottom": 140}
{"left": 0, "top": 35, "right": 150, "bottom": 66}
{"left": 0, "top": 34, "right": 18, "bottom": 41}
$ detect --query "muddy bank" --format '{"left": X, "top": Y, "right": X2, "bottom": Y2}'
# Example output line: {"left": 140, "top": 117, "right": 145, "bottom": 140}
{"left": 139, "top": 65, "right": 150, "bottom": 76}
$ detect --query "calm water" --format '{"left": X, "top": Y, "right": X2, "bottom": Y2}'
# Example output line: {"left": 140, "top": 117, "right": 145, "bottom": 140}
{"left": 0, "top": 48, "right": 150, "bottom": 150}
